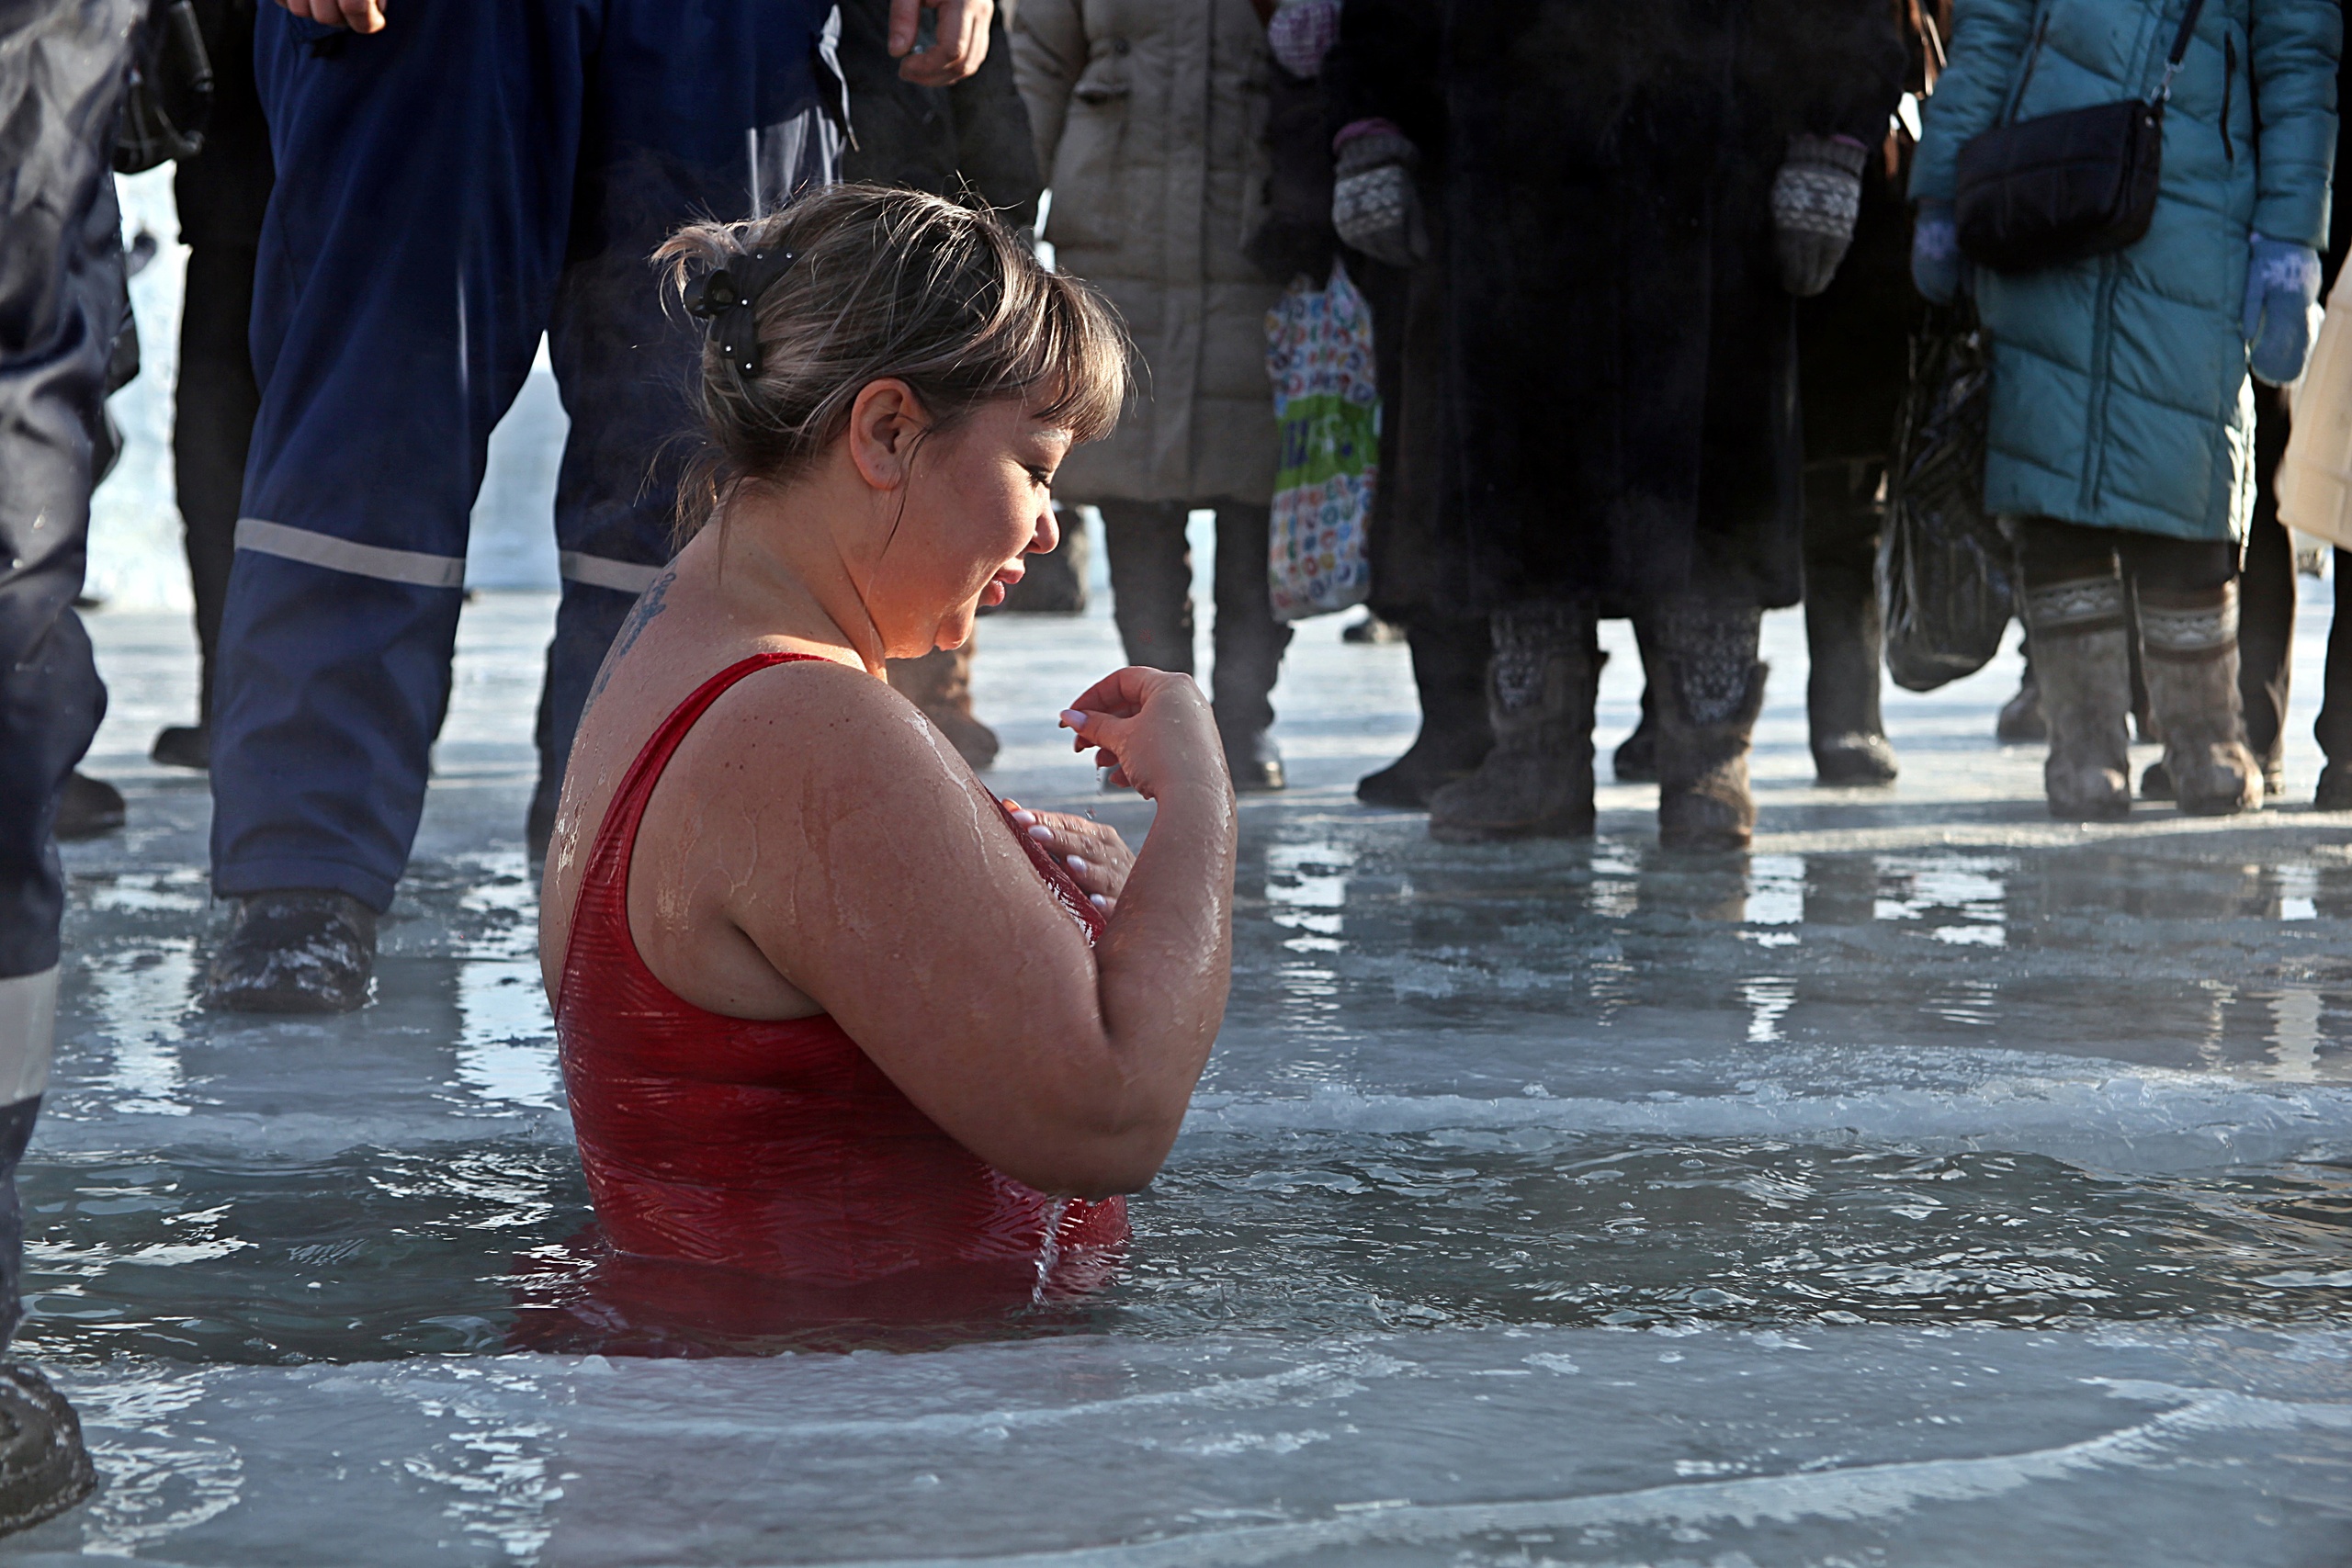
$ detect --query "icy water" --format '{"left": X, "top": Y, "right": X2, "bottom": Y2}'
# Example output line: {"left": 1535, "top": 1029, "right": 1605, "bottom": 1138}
{"left": 14, "top": 579, "right": 2349, "bottom": 1567}
{"left": 28, "top": 176, "right": 2352, "bottom": 1560}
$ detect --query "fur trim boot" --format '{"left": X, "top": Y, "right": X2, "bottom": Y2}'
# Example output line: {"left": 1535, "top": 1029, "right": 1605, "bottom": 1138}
{"left": 2139, "top": 584, "right": 2262, "bottom": 817}
{"left": 1645, "top": 600, "right": 1766, "bottom": 852}
{"left": 1427, "top": 602, "right": 1600, "bottom": 841}
{"left": 2022, "top": 575, "right": 2132, "bottom": 820}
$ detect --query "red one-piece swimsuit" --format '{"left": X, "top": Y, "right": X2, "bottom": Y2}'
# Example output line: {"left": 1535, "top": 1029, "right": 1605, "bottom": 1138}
{"left": 553, "top": 652, "right": 1128, "bottom": 1294}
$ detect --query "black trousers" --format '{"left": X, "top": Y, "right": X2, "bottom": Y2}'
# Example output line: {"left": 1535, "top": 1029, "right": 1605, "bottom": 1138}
{"left": 1802, "top": 458, "right": 1883, "bottom": 734}
{"left": 1098, "top": 500, "right": 1292, "bottom": 738}
{"left": 0, "top": 0, "right": 141, "bottom": 1351}
{"left": 173, "top": 0, "right": 275, "bottom": 725}
{"left": 2017, "top": 517, "right": 2237, "bottom": 595}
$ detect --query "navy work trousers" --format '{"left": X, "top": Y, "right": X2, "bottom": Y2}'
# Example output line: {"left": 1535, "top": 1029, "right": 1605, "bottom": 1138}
{"left": 0, "top": 0, "right": 141, "bottom": 1346}
{"left": 211, "top": 0, "right": 841, "bottom": 910}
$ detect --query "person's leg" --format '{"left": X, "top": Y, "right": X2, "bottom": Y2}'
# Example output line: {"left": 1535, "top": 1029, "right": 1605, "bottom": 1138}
{"left": 1802, "top": 459, "right": 1896, "bottom": 784}
{"left": 0, "top": 0, "right": 142, "bottom": 1529}
{"left": 159, "top": 0, "right": 274, "bottom": 770}
{"left": 207, "top": 0, "right": 587, "bottom": 1010}
{"left": 1100, "top": 501, "right": 1197, "bottom": 673}
{"left": 2319, "top": 551, "right": 2352, "bottom": 807}
{"left": 2018, "top": 517, "right": 2132, "bottom": 819}
{"left": 1638, "top": 596, "right": 1768, "bottom": 852}
{"left": 1996, "top": 627, "right": 2046, "bottom": 742}
{"left": 1613, "top": 624, "right": 1660, "bottom": 784}
{"left": 2123, "top": 530, "right": 2258, "bottom": 816}
{"left": 1209, "top": 501, "right": 1293, "bottom": 791}
{"left": 529, "top": 0, "right": 842, "bottom": 858}
{"left": 1356, "top": 612, "right": 1494, "bottom": 808}
{"left": 162, "top": 236, "right": 257, "bottom": 770}
{"left": 2234, "top": 513, "right": 2295, "bottom": 795}
{"left": 1428, "top": 601, "right": 1603, "bottom": 841}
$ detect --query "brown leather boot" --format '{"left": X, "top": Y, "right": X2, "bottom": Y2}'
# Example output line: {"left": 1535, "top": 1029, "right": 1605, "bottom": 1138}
{"left": 2139, "top": 584, "right": 2261, "bottom": 817}
{"left": 2022, "top": 575, "right": 2132, "bottom": 820}
{"left": 1645, "top": 600, "right": 1766, "bottom": 852}
{"left": 1427, "top": 602, "right": 1600, "bottom": 841}
{"left": 887, "top": 642, "right": 1000, "bottom": 770}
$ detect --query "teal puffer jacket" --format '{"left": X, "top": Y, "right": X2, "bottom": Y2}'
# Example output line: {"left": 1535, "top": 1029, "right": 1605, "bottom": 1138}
{"left": 1911, "top": 0, "right": 2338, "bottom": 542}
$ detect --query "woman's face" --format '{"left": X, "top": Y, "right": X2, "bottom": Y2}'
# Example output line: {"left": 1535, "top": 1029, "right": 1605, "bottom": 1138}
{"left": 871, "top": 396, "right": 1071, "bottom": 657}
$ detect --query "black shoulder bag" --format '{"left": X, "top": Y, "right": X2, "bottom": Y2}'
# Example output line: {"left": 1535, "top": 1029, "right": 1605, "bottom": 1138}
{"left": 1953, "top": 0, "right": 2205, "bottom": 273}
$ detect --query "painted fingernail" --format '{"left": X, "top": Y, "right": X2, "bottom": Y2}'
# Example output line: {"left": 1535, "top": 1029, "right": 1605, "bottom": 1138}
{"left": 1028, "top": 825, "right": 1055, "bottom": 841}
{"left": 1010, "top": 810, "right": 1037, "bottom": 826}
{"left": 1067, "top": 855, "right": 1089, "bottom": 874}
{"left": 1090, "top": 894, "right": 1110, "bottom": 909}
{"left": 1059, "top": 709, "right": 1087, "bottom": 728}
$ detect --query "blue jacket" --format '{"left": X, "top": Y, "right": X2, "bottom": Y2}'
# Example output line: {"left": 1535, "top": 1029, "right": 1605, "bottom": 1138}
{"left": 1911, "top": 0, "right": 2338, "bottom": 541}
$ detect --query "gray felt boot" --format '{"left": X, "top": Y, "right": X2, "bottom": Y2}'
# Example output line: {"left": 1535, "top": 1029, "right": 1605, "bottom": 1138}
{"left": 2139, "top": 585, "right": 2261, "bottom": 817}
{"left": 2023, "top": 576, "right": 2132, "bottom": 821}
{"left": 1645, "top": 600, "right": 1766, "bottom": 852}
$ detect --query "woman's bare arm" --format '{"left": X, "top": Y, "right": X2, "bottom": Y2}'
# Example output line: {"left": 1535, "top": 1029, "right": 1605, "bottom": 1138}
{"left": 639, "top": 660, "right": 1235, "bottom": 1198}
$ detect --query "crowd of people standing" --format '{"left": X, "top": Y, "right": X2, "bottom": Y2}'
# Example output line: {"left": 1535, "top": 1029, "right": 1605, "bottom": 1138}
{"left": 0, "top": 0, "right": 2345, "bottom": 1532}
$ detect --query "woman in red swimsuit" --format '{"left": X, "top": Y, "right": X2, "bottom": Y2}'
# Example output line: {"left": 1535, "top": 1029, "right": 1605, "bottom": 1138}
{"left": 536, "top": 186, "right": 1237, "bottom": 1333}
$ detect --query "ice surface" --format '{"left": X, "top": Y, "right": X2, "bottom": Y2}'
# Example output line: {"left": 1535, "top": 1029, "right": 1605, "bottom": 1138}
{"left": 31, "top": 582, "right": 2351, "bottom": 1564}
{"left": 30, "top": 192, "right": 2352, "bottom": 1559}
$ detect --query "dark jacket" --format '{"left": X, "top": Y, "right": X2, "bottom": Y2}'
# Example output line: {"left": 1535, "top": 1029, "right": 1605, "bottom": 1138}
{"left": 1910, "top": 0, "right": 2337, "bottom": 543}
{"left": 1329, "top": 0, "right": 1905, "bottom": 611}
{"left": 837, "top": 0, "right": 1042, "bottom": 228}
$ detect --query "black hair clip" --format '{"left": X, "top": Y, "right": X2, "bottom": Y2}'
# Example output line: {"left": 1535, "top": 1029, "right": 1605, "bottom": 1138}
{"left": 684, "top": 248, "right": 797, "bottom": 378}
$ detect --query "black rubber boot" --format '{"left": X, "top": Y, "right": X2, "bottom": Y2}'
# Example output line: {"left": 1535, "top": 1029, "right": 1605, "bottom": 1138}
{"left": 1613, "top": 695, "right": 1658, "bottom": 783}
{"left": 1996, "top": 670, "right": 2047, "bottom": 743}
{"left": 202, "top": 890, "right": 378, "bottom": 1013}
{"left": 1358, "top": 615, "right": 1495, "bottom": 809}
{"left": 150, "top": 724, "right": 209, "bottom": 771}
{"left": 51, "top": 773, "right": 123, "bottom": 841}
{"left": 2318, "top": 760, "right": 2352, "bottom": 812}
{"left": 1804, "top": 550, "right": 1896, "bottom": 786}
{"left": 0, "top": 1365, "right": 95, "bottom": 1535}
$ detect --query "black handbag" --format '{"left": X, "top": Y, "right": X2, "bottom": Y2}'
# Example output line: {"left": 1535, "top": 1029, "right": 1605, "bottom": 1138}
{"left": 1881, "top": 303, "right": 2015, "bottom": 692}
{"left": 1953, "top": 0, "right": 2204, "bottom": 273}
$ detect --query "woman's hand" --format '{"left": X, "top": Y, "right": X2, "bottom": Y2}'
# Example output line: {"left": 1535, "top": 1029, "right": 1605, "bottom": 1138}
{"left": 1001, "top": 801, "right": 1134, "bottom": 913}
{"left": 1059, "top": 668, "right": 1231, "bottom": 803}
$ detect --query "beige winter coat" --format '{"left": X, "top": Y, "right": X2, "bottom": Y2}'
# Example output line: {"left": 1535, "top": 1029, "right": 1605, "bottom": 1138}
{"left": 1012, "top": 0, "right": 1280, "bottom": 506}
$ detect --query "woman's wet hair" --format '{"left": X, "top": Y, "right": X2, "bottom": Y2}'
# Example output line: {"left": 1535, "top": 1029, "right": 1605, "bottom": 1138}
{"left": 658, "top": 184, "right": 1130, "bottom": 537}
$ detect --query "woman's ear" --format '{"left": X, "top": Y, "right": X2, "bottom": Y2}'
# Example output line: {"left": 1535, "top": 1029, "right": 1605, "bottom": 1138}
{"left": 845, "top": 379, "right": 929, "bottom": 491}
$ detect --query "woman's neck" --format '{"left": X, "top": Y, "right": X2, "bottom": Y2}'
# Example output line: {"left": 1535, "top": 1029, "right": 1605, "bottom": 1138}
{"left": 700, "top": 478, "right": 892, "bottom": 677}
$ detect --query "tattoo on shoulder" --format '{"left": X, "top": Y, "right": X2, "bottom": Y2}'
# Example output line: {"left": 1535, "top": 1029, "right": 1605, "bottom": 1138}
{"left": 585, "top": 570, "right": 676, "bottom": 707}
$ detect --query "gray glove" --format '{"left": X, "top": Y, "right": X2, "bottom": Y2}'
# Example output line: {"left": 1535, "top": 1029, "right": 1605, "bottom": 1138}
{"left": 1331, "top": 124, "right": 1429, "bottom": 270}
{"left": 1771, "top": 133, "right": 1869, "bottom": 298}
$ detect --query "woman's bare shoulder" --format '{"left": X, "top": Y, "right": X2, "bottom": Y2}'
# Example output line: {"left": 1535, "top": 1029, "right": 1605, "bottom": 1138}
{"left": 664, "top": 649, "right": 985, "bottom": 821}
